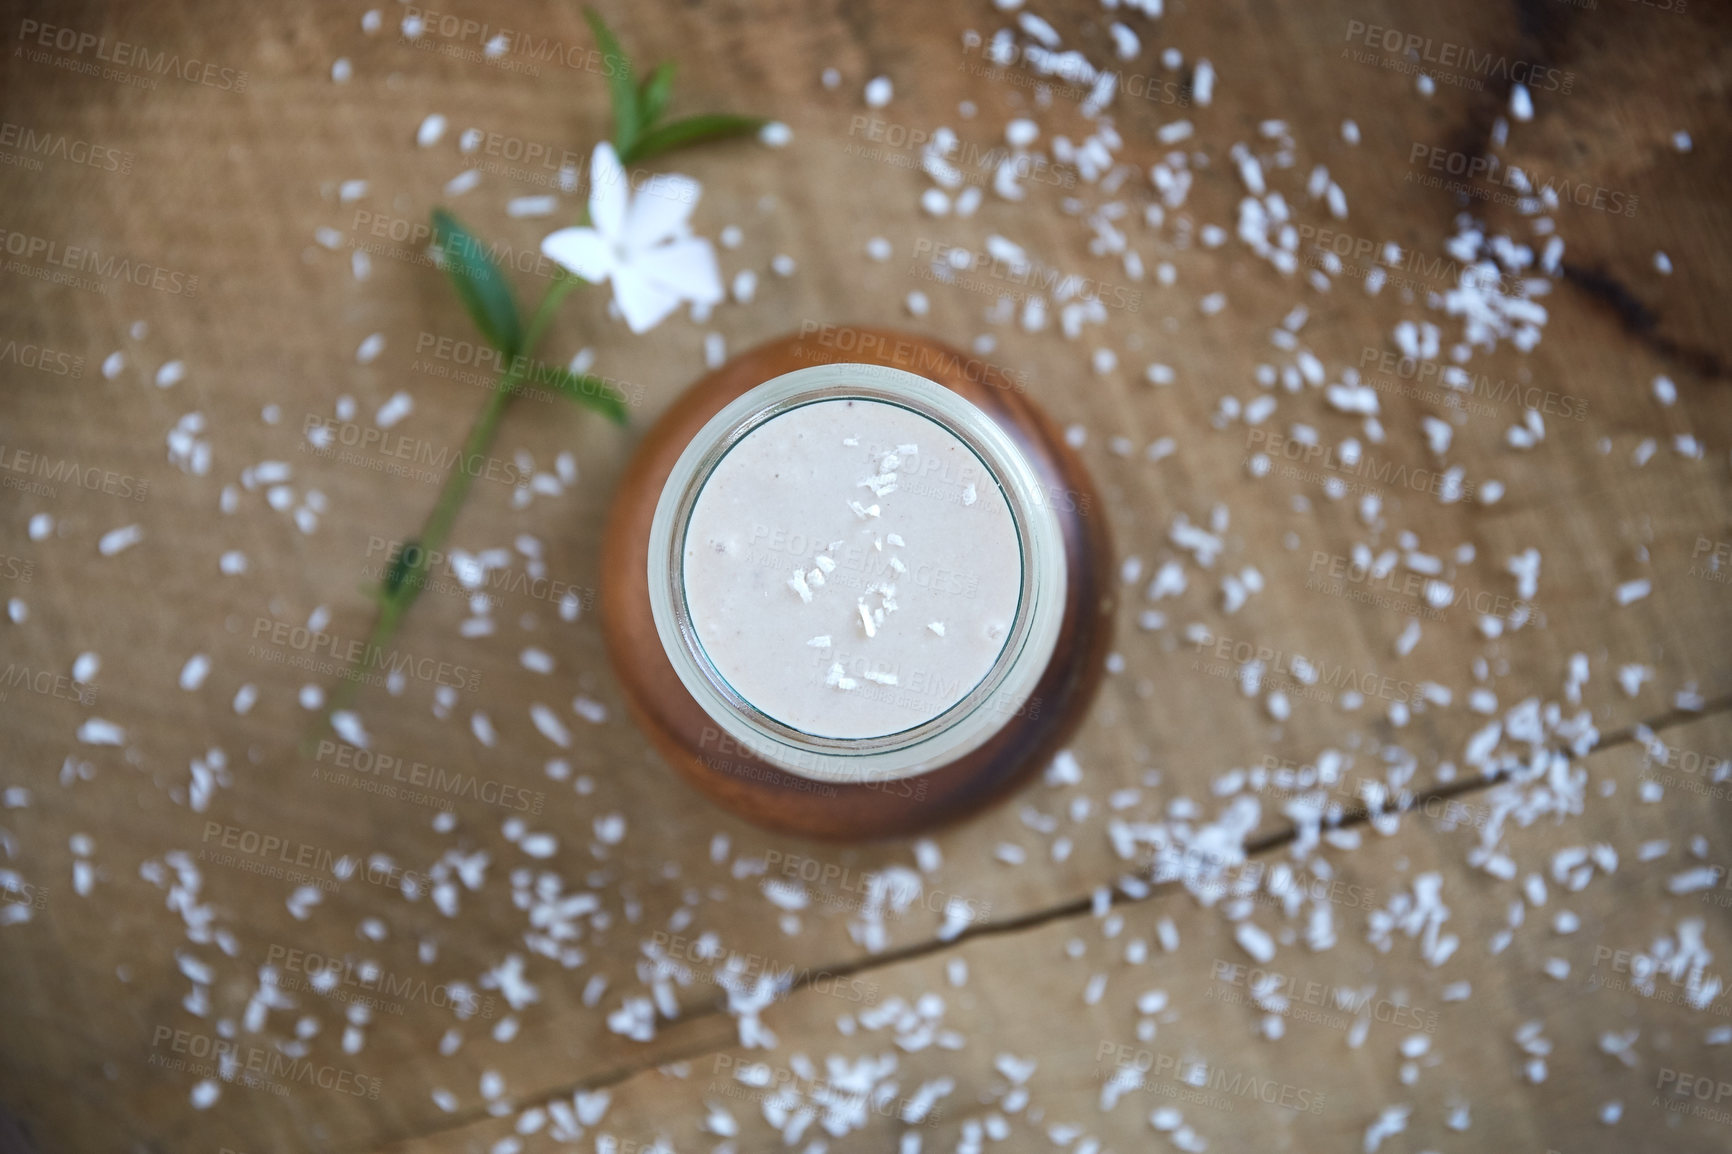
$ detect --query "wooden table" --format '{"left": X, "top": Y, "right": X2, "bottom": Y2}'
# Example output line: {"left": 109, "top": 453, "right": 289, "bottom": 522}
{"left": 3, "top": 1, "right": 1730, "bottom": 1151}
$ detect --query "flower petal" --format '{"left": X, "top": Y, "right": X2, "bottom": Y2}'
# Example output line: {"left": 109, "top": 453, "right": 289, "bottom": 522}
{"left": 609, "top": 263, "right": 686, "bottom": 334}
{"left": 540, "top": 227, "right": 615, "bottom": 283}
{"left": 621, "top": 173, "right": 700, "bottom": 250}
{"left": 633, "top": 237, "right": 724, "bottom": 307}
{"left": 587, "top": 142, "right": 627, "bottom": 239}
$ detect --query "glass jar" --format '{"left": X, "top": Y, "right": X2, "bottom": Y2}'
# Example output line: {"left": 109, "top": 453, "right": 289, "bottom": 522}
{"left": 602, "top": 328, "right": 1113, "bottom": 838}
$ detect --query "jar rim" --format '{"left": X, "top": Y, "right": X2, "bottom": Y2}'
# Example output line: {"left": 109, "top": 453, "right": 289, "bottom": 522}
{"left": 647, "top": 363, "right": 1066, "bottom": 783}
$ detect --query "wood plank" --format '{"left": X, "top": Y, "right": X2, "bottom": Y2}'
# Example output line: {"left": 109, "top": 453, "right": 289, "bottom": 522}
{"left": 359, "top": 711, "right": 1732, "bottom": 1153}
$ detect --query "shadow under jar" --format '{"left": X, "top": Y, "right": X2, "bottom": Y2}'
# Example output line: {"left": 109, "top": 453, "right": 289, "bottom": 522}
{"left": 601, "top": 329, "right": 1113, "bottom": 839}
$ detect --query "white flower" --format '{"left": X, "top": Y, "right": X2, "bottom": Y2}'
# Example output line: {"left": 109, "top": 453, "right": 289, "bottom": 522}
{"left": 540, "top": 142, "right": 723, "bottom": 334}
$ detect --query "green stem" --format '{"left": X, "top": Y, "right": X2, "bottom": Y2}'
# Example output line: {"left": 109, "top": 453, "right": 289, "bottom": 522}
{"left": 314, "top": 271, "right": 584, "bottom": 739}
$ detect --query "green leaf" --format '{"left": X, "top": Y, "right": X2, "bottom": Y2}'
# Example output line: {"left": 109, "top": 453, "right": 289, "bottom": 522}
{"left": 525, "top": 363, "right": 630, "bottom": 424}
{"left": 639, "top": 61, "right": 677, "bottom": 127}
{"left": 382, "top": 539, "right": 426, "bottom": 595}
{"left": 626, "top": 114, "right": 767, "bottom": 163}
{"left": 431, "top": 209, "right": 522, "bottom": 357}
{"left": 584, "top": 7, "right": 640, "bottom": 158}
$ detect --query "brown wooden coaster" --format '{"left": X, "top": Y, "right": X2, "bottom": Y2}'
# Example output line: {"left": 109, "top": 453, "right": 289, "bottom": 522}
{"left": 600, "top": 327, "right": 1115, "bottom": 840}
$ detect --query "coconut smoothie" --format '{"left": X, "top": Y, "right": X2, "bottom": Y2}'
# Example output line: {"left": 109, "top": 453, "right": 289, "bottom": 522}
{"left": 681, "top": 397, "right": 1023, "bottom": 739}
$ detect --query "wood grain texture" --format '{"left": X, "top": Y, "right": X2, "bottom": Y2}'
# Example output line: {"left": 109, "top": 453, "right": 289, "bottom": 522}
{"left": 0, "top": 0, "right": 1728, "bottom": 1151}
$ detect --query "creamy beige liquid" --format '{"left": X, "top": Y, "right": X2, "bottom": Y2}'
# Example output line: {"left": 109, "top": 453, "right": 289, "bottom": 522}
{"left": 682, "top": 398, "right": 1023, "bottom": 740}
